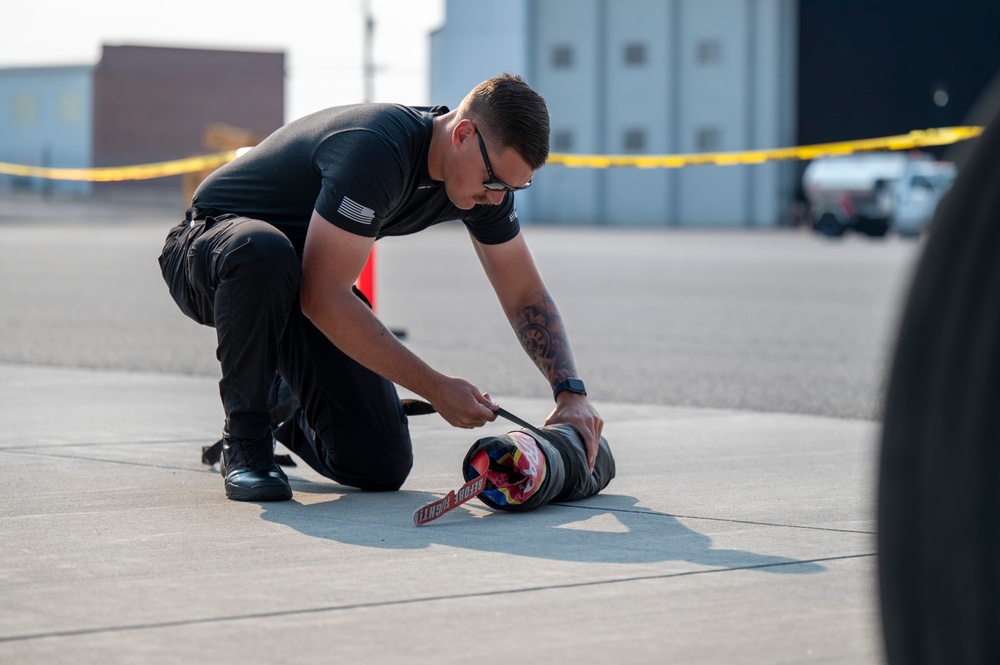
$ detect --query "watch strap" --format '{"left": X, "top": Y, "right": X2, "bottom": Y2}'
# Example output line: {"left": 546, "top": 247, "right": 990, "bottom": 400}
{"left": 553, "top": 377, "right": 587, "bottom": 400}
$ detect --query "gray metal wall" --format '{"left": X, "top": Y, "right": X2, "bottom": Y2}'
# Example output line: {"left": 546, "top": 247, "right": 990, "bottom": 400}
{"left": 429, "top": 1, "right": 535, "bottom": 219}
{"left": 431, "top": 0, "right": 798, "bottom": 227}
{"left": 429, "top": 1, "right": 529, "bottom": 109}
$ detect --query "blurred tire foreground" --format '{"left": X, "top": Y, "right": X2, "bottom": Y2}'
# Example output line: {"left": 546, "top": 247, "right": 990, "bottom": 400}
{"left": 878, "top": 101, "right": 1000, "bottom": 661}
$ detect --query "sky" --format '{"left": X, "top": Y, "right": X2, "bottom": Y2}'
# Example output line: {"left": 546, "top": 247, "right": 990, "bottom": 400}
{"left": 1, "top": 0, "right": 446, "bottom": 121}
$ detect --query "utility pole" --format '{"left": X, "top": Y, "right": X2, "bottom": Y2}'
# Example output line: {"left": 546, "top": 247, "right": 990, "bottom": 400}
{"left": 362, "top": 0, "right": 375, "bottom": 103}
{"left": 356, "top": 0, "right": 380, "bottom": 316}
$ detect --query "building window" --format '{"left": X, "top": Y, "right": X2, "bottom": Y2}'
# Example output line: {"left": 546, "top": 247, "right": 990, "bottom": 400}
{"left": 696, "top": 127, "right": 721, "bottom": 151}
{"left": 58, "top": 92, "right": 83, "bottom": 126}
{"left": 624, "top": 128, "right": 647, "bottom": 153}
{"left": 553, "top": 130, "right": 574, "bottom": 152}
{"left": 696, "top": 39, "right": 722, "bottom": 66}
{"left": 624, "top": 42, "right": 647, "bottom": 66}
{"left": 13, "top": 93, "right": 39, "bottom": 126}
{"left": 552, "top": 45, "right": 573, "bottom": 68}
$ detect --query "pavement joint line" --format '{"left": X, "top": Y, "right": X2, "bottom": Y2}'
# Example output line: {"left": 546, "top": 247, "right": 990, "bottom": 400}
{"left": 0, "top": 448, "right": 208, "bottom": 474}
{"left": 0, "top": 552, "right": 875, "bottom": 645}
{"left": 0, "top": 449, "right": 875, "bottom": 535}
{"left": 0, "top": 437, "right": 210, "bottom": 451}
{"left": 552, "top": 503, "right": 877, "bottom": 535}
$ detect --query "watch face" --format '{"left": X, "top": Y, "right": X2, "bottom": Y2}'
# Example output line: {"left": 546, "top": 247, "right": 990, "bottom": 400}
{"left": 554, "top": 378, "right": 587, "bottom": 399}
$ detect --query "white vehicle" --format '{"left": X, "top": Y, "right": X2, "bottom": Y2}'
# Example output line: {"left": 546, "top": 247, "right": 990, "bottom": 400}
{"left": 802, "top": 152, "right": 955, "bottom": 237}
{"left": 891, "top": 161, "right": 957, "bottom": 236}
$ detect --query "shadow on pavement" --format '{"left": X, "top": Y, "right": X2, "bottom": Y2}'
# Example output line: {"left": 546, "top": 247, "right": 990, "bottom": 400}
{"left": 257, "top": 480, "right": 825, "bottom": 574}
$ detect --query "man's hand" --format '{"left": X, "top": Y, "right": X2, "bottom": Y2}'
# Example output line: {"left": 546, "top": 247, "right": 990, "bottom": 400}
{"left": 426, "top": 377, "right": 499, "bottom": 429}
{"left": 545, "top": 392, "right": 604, "bottom": 472}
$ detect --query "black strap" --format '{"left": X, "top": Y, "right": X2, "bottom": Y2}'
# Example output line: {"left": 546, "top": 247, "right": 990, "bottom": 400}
{"left": 201, "top": 400, "right": 546, "bottom": 467}
{"left": 401, "top": 398, "right": 437, "bottom": 415}
{"left": 200, "top": 439, "right": 296, "bottom": 468}
{"left": 201, "top": 440, "right": 223, "bottom": 466}
{"left": 494, "top": 406, "right": 551, "bottom": 442}
{"left": 402, "top": 399, "right": 550, "bottom": 442}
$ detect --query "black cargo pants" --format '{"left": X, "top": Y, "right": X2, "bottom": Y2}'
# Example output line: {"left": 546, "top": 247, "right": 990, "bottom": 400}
{"left": 158, "top": 210, "right": 413, "bottom": 491}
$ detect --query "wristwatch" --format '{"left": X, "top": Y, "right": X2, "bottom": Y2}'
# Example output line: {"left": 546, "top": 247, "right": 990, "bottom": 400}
{"left": 553, "top": 377, "right": 587, "bottom": 400}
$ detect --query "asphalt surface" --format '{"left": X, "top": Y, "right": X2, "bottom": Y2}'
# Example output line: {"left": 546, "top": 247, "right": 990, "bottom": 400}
{"left": 0, "top": 193, "right": 922, "bottom": 419}
{"left": 1, "top": 193, "right": 921, "bottom": 663}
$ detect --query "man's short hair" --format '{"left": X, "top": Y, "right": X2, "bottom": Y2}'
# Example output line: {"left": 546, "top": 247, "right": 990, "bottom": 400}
{"left": 458, "top": 73, "right": 550, "bottom": 171}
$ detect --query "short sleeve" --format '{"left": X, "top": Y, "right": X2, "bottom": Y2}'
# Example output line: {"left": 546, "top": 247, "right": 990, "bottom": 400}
{"left": 462, "top": 192, "right": 522, "bottom": 245}
{"left": 312, "top": 131, "right": 404, "bottom": 238}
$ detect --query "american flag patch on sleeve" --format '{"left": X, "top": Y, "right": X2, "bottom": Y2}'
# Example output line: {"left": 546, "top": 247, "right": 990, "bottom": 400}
{"left": 338, "top": 196, "right": 376, "bottom": 225}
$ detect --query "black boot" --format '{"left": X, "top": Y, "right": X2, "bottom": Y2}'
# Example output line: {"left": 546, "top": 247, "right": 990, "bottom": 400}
{"left": 220, "top": 436, "right": 292, "bottom": 502}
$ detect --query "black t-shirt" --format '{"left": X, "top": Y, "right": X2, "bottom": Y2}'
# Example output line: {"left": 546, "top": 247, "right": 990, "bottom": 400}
{"left": 192, "top": 103, "right": 520, "bottom": 253}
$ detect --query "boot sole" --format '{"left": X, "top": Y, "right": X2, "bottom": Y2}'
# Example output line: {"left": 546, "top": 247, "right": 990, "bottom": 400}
{"left": 225, "top": 480, "right": 293, "bottom": 502}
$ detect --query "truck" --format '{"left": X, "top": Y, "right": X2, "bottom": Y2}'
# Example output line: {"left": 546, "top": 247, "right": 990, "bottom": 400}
{"left": 802, "top": 152, "right": 956, "bottom": 237}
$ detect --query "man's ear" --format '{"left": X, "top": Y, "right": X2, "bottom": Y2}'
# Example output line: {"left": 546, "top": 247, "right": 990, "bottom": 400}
{"left": 452, "top": 118, "right": 475, "bottom": 149}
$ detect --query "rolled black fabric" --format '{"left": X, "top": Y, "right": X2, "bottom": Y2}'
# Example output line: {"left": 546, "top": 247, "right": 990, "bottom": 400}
{"left": 461, "top": 424, "right": 615, "bottom": 512}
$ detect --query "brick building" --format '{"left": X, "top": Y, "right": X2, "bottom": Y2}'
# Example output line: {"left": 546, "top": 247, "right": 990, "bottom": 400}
{"left": 0, "top": 44, "right": 285, "bottom": 196}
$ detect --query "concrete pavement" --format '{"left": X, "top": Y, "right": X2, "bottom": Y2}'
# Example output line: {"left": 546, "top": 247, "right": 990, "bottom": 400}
{"left": 0, "top": 362, "right": 882, "bottom": 664}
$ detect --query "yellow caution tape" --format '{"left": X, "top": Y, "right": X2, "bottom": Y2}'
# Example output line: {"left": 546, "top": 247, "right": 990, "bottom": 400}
{"left": 0, "top": 150, "right": 239, "bottom": 181}
{"left": 548, "top": 126, "right": 984, "bottom": 169}
{"left": 0, "top": 126, "right": 983, "bottom": 181}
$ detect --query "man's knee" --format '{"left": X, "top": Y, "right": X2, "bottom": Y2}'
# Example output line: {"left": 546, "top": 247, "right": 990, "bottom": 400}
{"left": 325, "top": 435, "right": 413, "bottom": 492}
{"left": 363, "top": 448, "right": 413, "bottom": 491}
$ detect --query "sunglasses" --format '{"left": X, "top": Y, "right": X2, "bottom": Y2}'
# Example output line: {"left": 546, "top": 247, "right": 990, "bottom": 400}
{"left": 476, "top": 128, "right": 532, "bottom": 192}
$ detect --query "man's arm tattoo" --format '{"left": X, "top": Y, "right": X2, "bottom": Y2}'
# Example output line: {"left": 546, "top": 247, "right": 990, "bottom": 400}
{"left": 514, "top": 293, "right": 577, "bottom": 386}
